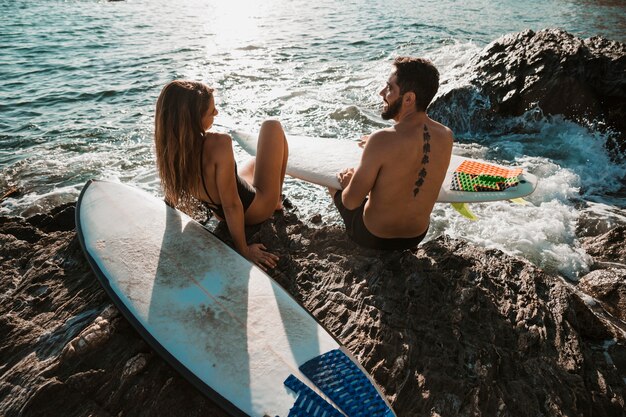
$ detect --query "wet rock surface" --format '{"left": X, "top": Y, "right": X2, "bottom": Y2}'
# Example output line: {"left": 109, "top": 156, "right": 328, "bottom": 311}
{"left": 1, "top": 202, "right": 625, "bottom": 417}
{"left": 580, "top": 224, "right": 626, "bottom": 266}
{"left": 578, "top": 218, "right": 626, "bottom": 324}
{"left": 578, "top": 268, "right": 626, "bottom": 323}
{"left": 430, "top": 28, "right": 626, "bottom": 156}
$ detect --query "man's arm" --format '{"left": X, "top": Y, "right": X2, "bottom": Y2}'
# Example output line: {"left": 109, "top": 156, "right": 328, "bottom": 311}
{"left": 340, "top": 131, "right": 386, "bottom": 210}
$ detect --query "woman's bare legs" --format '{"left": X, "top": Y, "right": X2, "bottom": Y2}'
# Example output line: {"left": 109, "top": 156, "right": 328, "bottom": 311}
{"left": 242, "top": 120, "right": 288, "bottom": 224}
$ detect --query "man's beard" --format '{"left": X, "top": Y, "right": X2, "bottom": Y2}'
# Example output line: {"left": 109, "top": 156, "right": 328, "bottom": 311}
{"left": 381, "top": 97, "right": 402, "bottom": 120}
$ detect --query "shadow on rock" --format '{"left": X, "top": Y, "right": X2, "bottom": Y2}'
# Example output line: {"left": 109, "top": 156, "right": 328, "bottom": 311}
{"left": 1, "top": 202, "right": 625, "bottom": 417}
{"left": 214, "top": 206, "right": 626, "bottom": 416}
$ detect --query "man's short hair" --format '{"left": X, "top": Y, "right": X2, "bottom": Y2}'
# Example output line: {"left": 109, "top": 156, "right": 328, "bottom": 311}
{"left": 393, "top": 57, "right": 439, "bottom": 112}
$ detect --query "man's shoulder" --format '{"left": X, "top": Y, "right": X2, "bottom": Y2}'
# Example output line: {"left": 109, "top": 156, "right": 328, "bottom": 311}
{"left": 427, "top": 119, "right": 454, "bottom": 142}
{"left": 367, "top": 128, "right": 397, "bottom": 144}
{"left": 361, "top": 129, "right": 398, "bottom": 157}
{"left": 359, "top": 129, "right": 396, "bottom": 164}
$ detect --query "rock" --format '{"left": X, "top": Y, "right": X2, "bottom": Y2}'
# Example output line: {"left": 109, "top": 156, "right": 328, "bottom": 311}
{"left": 578, "top": 268, "right": 626, "bottom": 322}
{"left": 576, "top": 208, "right": 623, "bottom": 239}
{"left": 1, "top": 203, "right": 625, "bottom": 417}
{"left": 580, "top": 224, "right": 626, "bottom": 266}
{"left": 0, "top": 187, "right": 20, "bottom": 203}
{"left": 310, "top": 213, "right": 323, "bottom": 224}
{"left": 430, "top": 29, "right": 626, "bottom": 156}
{"left": 122, "top": 353, "right": 150, "bottom": 380}
{"left": 610, "top": 341, "right": 626, "bottom": 381}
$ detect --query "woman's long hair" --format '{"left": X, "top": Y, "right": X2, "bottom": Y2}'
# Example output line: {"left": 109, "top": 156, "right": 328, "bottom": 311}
{"left": 154, "top": 80, "right": 213, "bottom": 214}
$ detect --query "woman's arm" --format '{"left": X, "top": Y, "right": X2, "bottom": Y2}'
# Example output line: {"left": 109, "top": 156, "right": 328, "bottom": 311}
{"left": 211, "top": 135, "right": 277, "bottom": 270}
{"left": 212, "top": 135, "right": 249, "bottom": 256}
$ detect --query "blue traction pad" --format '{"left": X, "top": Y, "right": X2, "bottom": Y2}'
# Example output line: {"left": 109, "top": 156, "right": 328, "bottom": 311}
{"left": 297, "top": 349, "right": 393, "bottom": 417}
{"left": 284, "top": 374, "right": 344, "bottom": 417}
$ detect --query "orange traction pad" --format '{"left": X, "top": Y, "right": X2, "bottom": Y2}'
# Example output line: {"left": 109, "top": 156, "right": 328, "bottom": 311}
{"left": 451, "top": 160, "right": 524, "bottom": 192}
{"left": 455, "top": 160, "right": 523, "bottom": 177}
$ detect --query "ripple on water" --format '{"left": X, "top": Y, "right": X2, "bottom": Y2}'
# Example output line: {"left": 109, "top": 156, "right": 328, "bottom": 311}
{"left": 1, "top": 0, "right": 626, "bottom": 279}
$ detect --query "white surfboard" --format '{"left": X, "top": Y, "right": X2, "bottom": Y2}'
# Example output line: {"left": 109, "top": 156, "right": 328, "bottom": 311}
{"left": 76, "top": 180, "right": 395, "bottom": 417}
{"left": 233, "top": 131, "right": 538, "bottom": 204}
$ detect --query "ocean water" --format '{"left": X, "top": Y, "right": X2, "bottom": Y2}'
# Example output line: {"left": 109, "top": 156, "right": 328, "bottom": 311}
{"left": 1, "top": 0, "right": 625, "bottom": 279}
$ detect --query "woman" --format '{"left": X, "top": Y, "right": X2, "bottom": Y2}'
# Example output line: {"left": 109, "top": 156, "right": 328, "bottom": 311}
{"left": 154, "top": 80, "right": 288, "bottom": 270}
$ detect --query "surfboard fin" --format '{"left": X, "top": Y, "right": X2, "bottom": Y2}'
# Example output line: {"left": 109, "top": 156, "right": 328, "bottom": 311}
{"left": 451, "top": 202, "right": 478, "bottom": 221}
{"left": 509, "top": 197, "right": 528, "bottom": 205}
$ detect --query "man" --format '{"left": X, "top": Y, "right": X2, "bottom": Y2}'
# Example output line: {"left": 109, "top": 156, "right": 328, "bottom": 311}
{"left": 331, "top": 57, "right": 453, "bottom": 250}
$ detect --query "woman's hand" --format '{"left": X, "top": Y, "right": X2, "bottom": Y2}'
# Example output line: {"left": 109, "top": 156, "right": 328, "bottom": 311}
{"left": 357, "top": 135, "right": 369, "bottom": 148}
{"left": 337, "top": 168, "right": 355, "bottom": 189}
{"left": 246, "top": 243, "right": 279, "bottom": 271}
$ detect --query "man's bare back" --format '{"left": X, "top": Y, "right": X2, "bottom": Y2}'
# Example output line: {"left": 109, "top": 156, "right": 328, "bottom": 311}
{"left": 333, "top": 56, "right": 453, "bottom": 250}
{"left": 358, "top": 117, "right": 452, "bottom": 238}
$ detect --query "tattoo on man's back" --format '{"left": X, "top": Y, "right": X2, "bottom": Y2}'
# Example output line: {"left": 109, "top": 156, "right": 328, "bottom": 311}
{"left": 413, "top": 125, "right": 431, "bottom": 197}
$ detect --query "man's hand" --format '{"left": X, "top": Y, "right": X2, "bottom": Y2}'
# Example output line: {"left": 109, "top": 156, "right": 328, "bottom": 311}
{"left": 337, "top": 168, "right": 355, "bottom": 189}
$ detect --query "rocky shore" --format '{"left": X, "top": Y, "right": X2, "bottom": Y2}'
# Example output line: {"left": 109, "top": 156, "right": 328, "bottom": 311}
{"left": 0, "top": 199, "right": 625, "bottom": 417}
{"left": 430, "top": 28, "right": 626, "bottom": 158}
{"left": 1, "top": 28, "right": 626, "bottom": 417}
